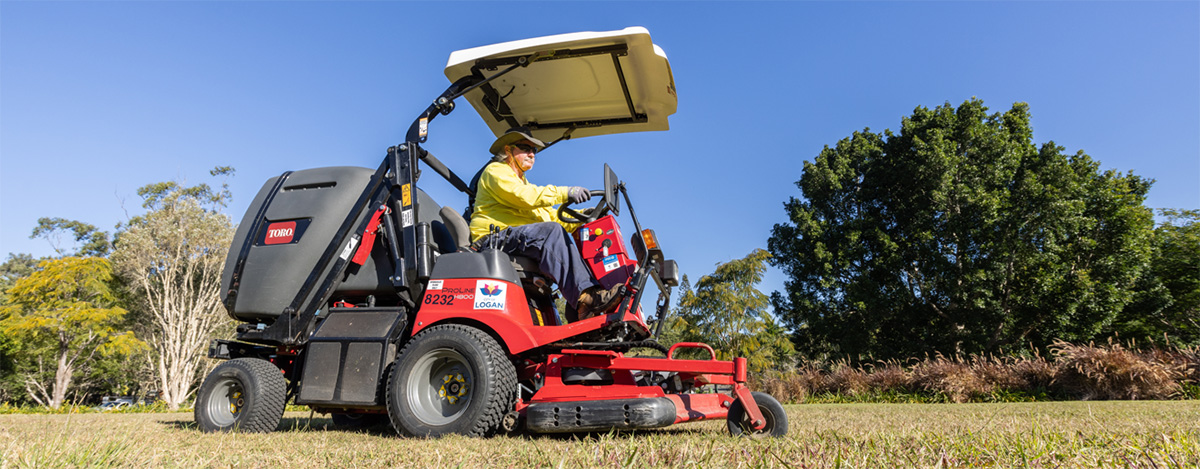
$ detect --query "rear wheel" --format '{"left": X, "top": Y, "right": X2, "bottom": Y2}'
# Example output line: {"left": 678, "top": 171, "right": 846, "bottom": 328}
{"left": 387, "top": 324, "right": 516, "bottom": 437}
{"left": 726, "top": 391, "right": 788, "bottom": 438}
{"left": 194, "top": 358, "right": 287, "bottom": 433}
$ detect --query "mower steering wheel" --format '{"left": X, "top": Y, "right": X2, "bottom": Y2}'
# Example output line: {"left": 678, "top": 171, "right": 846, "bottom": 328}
{"left": 558, "top": 190, "right": 609, "bottom": 224}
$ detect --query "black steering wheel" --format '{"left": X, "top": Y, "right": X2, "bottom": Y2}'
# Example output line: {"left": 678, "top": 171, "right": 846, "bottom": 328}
{"left": 557, "top": 190, "right": 609, "bottom": 224}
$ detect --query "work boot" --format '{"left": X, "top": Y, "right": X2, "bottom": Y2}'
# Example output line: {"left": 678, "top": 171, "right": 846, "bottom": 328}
{"left": 577, "top": 284, "right": 624, "bottom": 320}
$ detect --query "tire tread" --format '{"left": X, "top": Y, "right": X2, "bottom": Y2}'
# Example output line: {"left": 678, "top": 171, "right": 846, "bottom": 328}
{"left": 387, "top": 324, "right": 516, "bottom": 437}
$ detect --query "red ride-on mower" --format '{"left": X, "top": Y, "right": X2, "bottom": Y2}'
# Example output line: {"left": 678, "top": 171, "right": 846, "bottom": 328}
{"left": 195, "top": 27, "right": 788, "bottom": 438}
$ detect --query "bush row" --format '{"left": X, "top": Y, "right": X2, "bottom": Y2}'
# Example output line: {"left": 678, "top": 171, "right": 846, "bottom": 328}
{"left": 752, "top": 340, "right": 1200, "bottom": 404}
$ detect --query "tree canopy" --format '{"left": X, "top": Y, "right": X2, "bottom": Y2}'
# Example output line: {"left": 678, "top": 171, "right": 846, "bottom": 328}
{"left": 1113, "top": 209, "right": 1200, "bottom": 345}
{"left": 667, "top": 249, "right": 794, "bottom": 372}
{"left": 30, "top": 218, "right": 111, "bottom": 258}
{"left": 0, "top": 257, "right": 141, "bottom": 407}
{"left": 110, "top": 171, "right": 235, "bottom": 410}
{"left": 769, "top": 99, "right": 1155, "bottom": 360}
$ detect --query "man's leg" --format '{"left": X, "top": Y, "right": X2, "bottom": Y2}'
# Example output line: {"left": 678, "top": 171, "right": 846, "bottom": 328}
{"left": 490, "top": 223, "right": 598, "bottom": 309}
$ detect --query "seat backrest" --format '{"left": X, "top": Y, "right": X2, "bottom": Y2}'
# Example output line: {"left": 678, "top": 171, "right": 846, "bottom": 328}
{"left": 438, "top": 206, "right": 471, "bottom": 251}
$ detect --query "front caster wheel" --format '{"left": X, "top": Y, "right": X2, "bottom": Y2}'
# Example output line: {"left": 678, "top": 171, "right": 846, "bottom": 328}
{"left": 727, "top": 391, "right": 788, "bottom": 438}
{"left": 386, "top": 324, "right": 516, "bottom": 437}
{"left": 194, "top": 358, "right": 287, "bottom": 433}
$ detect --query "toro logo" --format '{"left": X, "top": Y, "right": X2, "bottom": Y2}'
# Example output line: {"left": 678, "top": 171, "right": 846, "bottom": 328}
{"left": 264, "top": 221, "right": 297, "bottom": 245}
{"left": 473, "top": 280, "right": 507, "bottom": 310}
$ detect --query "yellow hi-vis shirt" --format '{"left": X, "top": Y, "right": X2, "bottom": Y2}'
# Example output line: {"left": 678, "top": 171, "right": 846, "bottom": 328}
{"left": 469, "top": 162, "right": 580, "bottom": 242}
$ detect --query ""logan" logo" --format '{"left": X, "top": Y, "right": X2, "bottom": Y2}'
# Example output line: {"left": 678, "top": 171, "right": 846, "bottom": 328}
{"left": 264, "top": 221, "right": 297, "bottom": 245}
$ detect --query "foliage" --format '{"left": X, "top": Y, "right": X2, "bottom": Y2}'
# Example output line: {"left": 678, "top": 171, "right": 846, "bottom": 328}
{"left": 1113, "top": 209, "right": 1200, "bottom": 345}
{"left": 666, "top": 249, "right": 794, "bottom": 372}
{"left": 0, "top": 254, "right": 43, "bottom": 300}
{"left": 752, "top": 340, "right": 1191, "bottom": 405}
{"left": 0, "top": 257, "right": 143, "bottom": 408}
{"left": 0, "top": 254, "right": 46, "bottom": 403}
{"left": 1051, "top": 338, "right": 1185, "bottom": 400}
{"left": 30, "top": 218, "right": 112, "bottom": 258}
{"left": 769, "top": 99, "right": 1155, "bottom": 360}
{"left": 109, "top": 168, "right": 235, "bottom": 411}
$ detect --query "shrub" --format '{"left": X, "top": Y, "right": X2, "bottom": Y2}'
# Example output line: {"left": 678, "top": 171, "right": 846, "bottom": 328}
{"left": 754, "top": 340, "right": 1196, "bottom": 403}
{"left": 865, "top": 360, "right": 912, "bottom": 393}
{"left": 911, "top": 355, "right": 993, "bottom": 403}
{"left": 1050, "top": 339, "right": 1184, "bottom": 400}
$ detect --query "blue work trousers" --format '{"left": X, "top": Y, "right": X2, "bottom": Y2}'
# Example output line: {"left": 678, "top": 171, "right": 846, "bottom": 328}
{"left": 478, "top": 222, "right": 598, "bottom": 309}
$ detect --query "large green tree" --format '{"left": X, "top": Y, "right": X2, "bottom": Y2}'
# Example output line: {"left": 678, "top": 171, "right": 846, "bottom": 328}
{"left": 666, "top": 249, "right": 795, "bottom": 372}
{"left": 0, "top": 257, "right": 142, "bottom": 408}
{"left": 769, "top": 99, "right": 1155, "bottom": 360}
{"left": 110, "top": 168, "right": 235, "bottom": 410}
{"left": 1113, "top": 209, "right": 1200, "bottom": 345}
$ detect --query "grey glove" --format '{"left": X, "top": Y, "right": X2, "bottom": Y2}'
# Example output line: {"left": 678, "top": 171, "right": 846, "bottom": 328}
{"left": 568, "top": 186, "right": 592, "bottom": 204}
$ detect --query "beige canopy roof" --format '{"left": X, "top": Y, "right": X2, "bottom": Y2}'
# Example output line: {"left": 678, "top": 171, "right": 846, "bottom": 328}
{"left": 444, "top": 27, "right": 677, "bottom": 144}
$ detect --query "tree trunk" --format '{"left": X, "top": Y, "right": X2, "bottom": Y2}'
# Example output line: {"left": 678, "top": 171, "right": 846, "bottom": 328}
{"left": 51, "top": 347, "right": 74, "bottom": 409}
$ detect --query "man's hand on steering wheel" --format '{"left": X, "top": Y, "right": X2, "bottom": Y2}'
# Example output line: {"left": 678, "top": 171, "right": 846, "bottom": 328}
{"left": 558, "top": 189, "right": 609, "bottom": 224}
{"left": 568, "top": 186, "right": 591, "bottom": 204}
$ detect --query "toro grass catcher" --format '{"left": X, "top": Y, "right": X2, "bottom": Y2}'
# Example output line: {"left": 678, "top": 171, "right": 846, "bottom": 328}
{"left": 196, "top": 27, "right": 788, "bottom": 438}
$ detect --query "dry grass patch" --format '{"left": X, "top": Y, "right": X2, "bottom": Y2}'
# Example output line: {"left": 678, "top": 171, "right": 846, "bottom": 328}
{"left": 2, "top": 401, "right": 1198, "bottom": 468}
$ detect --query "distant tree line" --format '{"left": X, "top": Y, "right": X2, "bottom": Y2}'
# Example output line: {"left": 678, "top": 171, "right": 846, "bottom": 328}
{"left": 0, "top": 168, "right": 235, "bottom": 409}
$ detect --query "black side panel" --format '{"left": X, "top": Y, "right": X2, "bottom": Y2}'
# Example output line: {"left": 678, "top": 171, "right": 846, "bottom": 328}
{"left": 295, "top": 307, "right": 406, "bottom": 407}
{"left": 340, "top": 343, "right": 383, "bottom": 403}
{"left": 298, "top": 343, "right": 341, "bottom": 402}
{"left": 525, "top": 397, "right": 676, "bottom": 433}
{"left": 312, "top": 312, "right": 395, "bottom": 339}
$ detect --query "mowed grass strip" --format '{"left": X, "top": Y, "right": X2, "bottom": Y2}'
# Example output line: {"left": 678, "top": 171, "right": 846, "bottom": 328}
{"left": 1, "top": 401, "right": 1197, "bottom": 468}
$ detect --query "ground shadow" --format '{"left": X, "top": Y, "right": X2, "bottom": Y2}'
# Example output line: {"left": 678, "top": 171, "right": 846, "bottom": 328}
{"left": 161, "top": 415, "right": 393, "bottom": 435}
{"left": 164, "top": 414, "right": 722, "bottom": 439}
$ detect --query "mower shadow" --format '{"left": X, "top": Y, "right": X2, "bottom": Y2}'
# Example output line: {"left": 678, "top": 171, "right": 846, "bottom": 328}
{"left": 164, "top": 416, "right": 395, "bottom": 435}
{"left": 170, "top": 417, "right": 716, "bottom": 439}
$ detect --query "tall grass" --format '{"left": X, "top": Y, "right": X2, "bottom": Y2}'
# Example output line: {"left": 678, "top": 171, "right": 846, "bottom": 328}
{"left": 756, "top": 340, "right": 1199, "bottom": 404}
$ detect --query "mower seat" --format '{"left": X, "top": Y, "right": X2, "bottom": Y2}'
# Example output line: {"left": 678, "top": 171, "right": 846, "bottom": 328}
{"left": 438, "top": 206, "right": 472, "bottom": 252}
{"left": 436, "top": 207, "right": 545, "bottom": 279}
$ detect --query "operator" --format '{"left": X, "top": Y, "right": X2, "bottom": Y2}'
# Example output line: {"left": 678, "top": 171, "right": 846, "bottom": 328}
{"left": 469, "top": 127, "right": 622, "bottom": 320}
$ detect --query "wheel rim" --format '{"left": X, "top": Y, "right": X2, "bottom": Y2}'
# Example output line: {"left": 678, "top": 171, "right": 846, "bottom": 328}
{"left": 733, "top": 404, "right": 775, "bottom": 437}
{"left": 406, "top": 348, "right": 474, "bottom": 426}
{"left": 206, "top": 377, "right": 245, "bottom": 427}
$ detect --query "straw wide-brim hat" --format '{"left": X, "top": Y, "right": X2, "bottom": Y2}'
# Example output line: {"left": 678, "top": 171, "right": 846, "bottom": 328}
{"left": 489, "top": 126, "right": 546, "bottom": 156}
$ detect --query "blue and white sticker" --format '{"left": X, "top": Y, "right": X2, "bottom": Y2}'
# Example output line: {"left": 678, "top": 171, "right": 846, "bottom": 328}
{"left": 602, "top": 254, "right": 620, "bottom": 272}
{"left": 473, "top": 280, "right": 506, "bottom": 310}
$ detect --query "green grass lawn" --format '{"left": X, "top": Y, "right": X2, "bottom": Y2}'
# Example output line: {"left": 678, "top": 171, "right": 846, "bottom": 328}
{"left": 2, "top": 401, "right": 1197, "bottom": 467}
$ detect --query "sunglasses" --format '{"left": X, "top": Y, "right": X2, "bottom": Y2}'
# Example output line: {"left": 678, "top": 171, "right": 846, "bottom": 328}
{"left": 514, "top": 143, "right": 539, "bottom": 155}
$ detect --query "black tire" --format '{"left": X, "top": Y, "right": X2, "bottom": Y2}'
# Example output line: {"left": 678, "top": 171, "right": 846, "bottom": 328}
{"left": 726, "top": 391, "right": 788, "bottom": 438}
{"left": 330, "top": 412, "right": 389, "bottom": 429}
{"left": 194, "top": 358, "right": 287, "bottom": 433}
{"left": 387, "top": 324, "right": 516, "bottom": 437}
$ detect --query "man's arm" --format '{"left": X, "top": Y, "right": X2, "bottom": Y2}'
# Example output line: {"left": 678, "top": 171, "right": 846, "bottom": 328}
{"left": 479, "top": 164, "right": 569, "bottom": 210}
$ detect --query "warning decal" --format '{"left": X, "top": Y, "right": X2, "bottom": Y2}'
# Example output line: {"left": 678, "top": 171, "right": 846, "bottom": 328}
{"left": 602, "top": 254, "right": 620, "bottom": 272}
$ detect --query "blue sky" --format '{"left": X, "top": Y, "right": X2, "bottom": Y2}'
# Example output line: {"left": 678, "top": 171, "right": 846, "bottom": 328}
{"left": 2, "top": 1, "right": 1197, "bottom": 300}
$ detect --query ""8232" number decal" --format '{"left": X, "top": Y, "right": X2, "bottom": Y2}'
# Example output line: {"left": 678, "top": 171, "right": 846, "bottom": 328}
{"left": 423, "top": 294, "right": 455, "bottom": 306}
